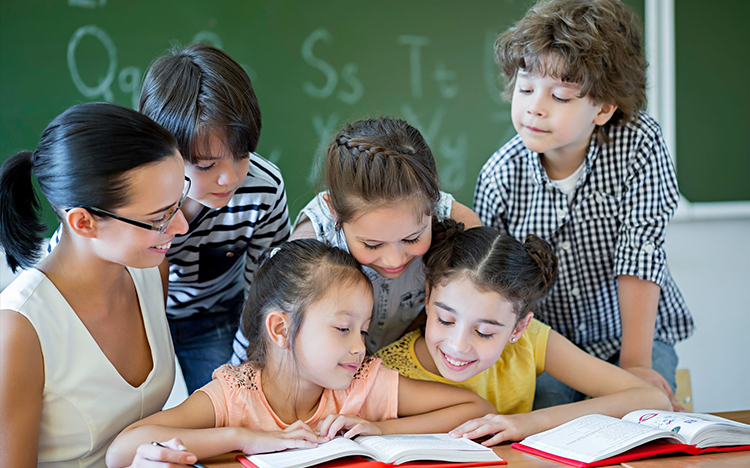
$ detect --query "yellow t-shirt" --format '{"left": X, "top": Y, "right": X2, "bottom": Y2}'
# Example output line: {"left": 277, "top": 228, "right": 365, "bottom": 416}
{"left": 375, "top": 318, "right": 550, "bottom": 414}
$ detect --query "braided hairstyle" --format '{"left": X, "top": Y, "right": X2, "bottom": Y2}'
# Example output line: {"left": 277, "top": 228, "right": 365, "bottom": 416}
{"left": 325, "top": 117, "right": 440, "bottom": 224}
{"left": 424, "top": 219, "right": 558, "bottom": 322}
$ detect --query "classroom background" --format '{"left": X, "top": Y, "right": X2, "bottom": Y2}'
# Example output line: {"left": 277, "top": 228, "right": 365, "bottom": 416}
{"left": 1, "top": 0, "right": 748, "bottom": 412}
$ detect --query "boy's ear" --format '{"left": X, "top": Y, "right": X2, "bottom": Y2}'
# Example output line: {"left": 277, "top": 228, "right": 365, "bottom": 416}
{"left": 266, "top": 311, "right": 290, "bottom": 349}
{"left": 65, "top": 208, "right": 99, "bottom": 239}
{"left": 510, "top": 312, "right": 534, "bottom": 343}
{"left": 594, "top": 102, "right": 618, "bottom": 126}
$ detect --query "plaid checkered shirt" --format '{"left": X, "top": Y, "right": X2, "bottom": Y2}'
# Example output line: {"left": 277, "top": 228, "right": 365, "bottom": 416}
{"left": 474, "top": 111, "right": 693, "bottom": 360}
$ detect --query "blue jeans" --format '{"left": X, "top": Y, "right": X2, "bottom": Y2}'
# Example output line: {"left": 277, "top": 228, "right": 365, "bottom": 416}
{"left": 532, "top": 340, "right": 679, "bottom": 410}
{"left": 168, "top": 294, "right": 244, "bottom": 394}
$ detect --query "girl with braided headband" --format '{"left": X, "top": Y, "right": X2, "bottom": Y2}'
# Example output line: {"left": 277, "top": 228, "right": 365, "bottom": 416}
{"left": 376, "top": 219, "right": 670, "bottom": 446}
{"left": 231, "top": 117, "right": 480, "bottom": 362}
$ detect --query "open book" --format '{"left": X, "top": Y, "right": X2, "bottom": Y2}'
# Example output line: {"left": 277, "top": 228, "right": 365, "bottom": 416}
{"left": 239, "top": 433, "right": 505, "bottom": 468}
{"left": 512, "top": 410, "right": 750, "bottom": 467}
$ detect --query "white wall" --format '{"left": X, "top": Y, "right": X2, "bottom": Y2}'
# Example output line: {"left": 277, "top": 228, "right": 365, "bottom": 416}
{"left": 667, "top": 217, "right": 750, "bottom": 412}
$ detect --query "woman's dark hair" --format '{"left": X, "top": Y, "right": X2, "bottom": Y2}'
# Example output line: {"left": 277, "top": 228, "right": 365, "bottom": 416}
{"left": 139, "top": 43, "right": 261, "bottom": 164}
{"left": 241, "top": 239, "right": 371, "bottom": 366}
{"left": 0, "top": 102, "right": 178, "bottom": 273}
{"left": 424, "top": 219, "right": 558, "bottom": 321}
{"left": 325, "top": 117, "right": 440, "bottom": 224}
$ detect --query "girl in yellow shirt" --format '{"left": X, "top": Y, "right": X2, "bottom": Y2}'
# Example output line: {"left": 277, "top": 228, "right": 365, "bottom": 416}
{"left": 377, "top": 220, "right": 670, "bottom": 445}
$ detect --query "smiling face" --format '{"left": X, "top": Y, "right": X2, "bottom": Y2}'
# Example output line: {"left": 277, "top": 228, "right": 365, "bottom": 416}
{"left": 88, "top": 153, "right": 189, "bottom": 268}
{"left": 420, "top": 275, "right": 530, "bottom": 382}
{"left": 181, "top": 131, "right": 250, "bottom": 217}
{"left": 339, "top": 202, "right": 432, "bottom": 279}
{"left": 295, "top": 278, "right": 374, "bottom": 390}
{"left": 511, "top": 70, "right": 615, "bottom": 164}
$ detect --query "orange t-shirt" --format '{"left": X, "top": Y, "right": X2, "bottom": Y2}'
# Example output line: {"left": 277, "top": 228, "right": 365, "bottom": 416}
{"left": 199, "top": 356, "right": 399, "bottom": 430}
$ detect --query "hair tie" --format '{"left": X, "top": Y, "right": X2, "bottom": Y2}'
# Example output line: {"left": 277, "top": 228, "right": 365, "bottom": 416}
{"left": 269, "top": 246, "right": 281, "bottom": 258}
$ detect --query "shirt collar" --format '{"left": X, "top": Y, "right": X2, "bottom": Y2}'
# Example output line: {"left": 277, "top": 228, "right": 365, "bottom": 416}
{"left": 526, "top": 134, "right": 601, "bottom": 187}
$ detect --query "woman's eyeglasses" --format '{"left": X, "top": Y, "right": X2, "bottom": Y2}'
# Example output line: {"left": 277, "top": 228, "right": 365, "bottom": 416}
{"left": 70, "top": 177, "right": 191, "bottom": 234}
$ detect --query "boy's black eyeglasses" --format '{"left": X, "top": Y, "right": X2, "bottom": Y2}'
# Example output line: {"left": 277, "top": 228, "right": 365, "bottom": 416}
{"left": 69, "top": 177, "right": 191, "bottom": 234}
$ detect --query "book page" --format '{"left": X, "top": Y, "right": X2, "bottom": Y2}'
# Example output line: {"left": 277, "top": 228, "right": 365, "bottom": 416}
{"left": 246, "top": 437, "right": 370, "bottom": 468}
{"left": 622, "top": 410, "right": 750, "bottom": 447}
{"left": 520, "top": 414, "right": 682, "bottom": 463}
{"left": 357, "top": 434, "right": 499, "bottom": 463}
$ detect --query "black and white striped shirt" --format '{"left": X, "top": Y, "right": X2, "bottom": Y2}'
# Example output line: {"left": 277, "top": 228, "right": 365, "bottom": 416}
{"left": 474, "top": 111, "right": 693, "bottom": 360}
{"left": 47, "top": 152, "right": 290, "bottom": 320}
{"left": 165, "top": 153, "right": 290, "bottom": 319}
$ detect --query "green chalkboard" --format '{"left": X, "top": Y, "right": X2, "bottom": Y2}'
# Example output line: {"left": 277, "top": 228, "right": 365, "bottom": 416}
{"left": 0, "top": 0, "right": 645, "bottom": 234}
{"left": 675, "top": 0, "right": 750, "bottom": 203}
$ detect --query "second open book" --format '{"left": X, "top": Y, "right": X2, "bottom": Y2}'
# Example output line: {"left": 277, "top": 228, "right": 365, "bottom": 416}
{"left": 512, "top": 409, "right": 750, "bottom": 467}
{"left": 241, "top": 433, "right": 505, "bottom": 468}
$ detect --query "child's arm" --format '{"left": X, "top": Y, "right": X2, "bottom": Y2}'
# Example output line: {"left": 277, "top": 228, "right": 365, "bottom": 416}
{"left": 612, "top": 125, "right": 683, "bottom": 409}
{"left": 450, "top": 201, "right": 482, "bottom": 228}
{"left": 319, "top": 375, "right": 495, "bottom": 439}
{"left": 1, "top": 311, "right": 44, "bottom": 468}
{"left": 243, "top": 181, "right": 291, "bottom": 289}
{"left": 318, "top": 376, "right": 495, "bottom": 438}
{"left": 450, "top": 330, "right": 671, "bottom": 445}
{"left": 106, "top": 391, "right": 323, "bottom": 467}
{"left": 290, "top": 215, "right": 316, "bottom": 240}
{"left": 618, "top": 275, "right": 682, "bottom": 410}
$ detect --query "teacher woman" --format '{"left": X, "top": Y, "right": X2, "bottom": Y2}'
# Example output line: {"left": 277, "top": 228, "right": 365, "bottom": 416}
{"left": 0, "top": 102, "right": 188, "bottom": 467}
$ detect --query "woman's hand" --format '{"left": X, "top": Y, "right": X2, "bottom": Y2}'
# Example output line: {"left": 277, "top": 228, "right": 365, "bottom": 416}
{"left": 128, "top": 438, "right": 198, "bottom": 467}
{"left": 239, "top": 420, "right": 328, "bottom": 455}
{"left": 317, "top": 414, "right": 383, "bottom": 439}
{"left": 449, "top": 413, "right": 536, "bottom": 446}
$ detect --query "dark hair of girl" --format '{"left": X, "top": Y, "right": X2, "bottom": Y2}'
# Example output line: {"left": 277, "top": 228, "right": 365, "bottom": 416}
{"left": 241, "top": 238, "right": 371, "bottom": 366}
{"left": 0, "top": 102, "right": 178, "bottom": 273}
{"left": 325, "top": 117, "right": 440, "bottom": 224}
{"left": 139, "top": 43, "right": 261, "bottom": 164}
{"left": 424, "top": 219, "right": 558, "bottom": 321}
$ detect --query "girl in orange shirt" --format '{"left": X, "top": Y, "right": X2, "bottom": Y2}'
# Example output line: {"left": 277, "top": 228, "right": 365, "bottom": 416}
{"left": 106, "top": 239, "right": 494, "bottom": 467}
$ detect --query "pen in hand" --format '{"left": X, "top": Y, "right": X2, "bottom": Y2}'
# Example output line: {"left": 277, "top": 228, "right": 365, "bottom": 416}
{"left": 151, "top": 441, "right": 209, "bottom": 468}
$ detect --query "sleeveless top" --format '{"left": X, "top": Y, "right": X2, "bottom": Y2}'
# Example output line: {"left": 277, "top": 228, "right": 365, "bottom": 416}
{"left": 0, "top": 267, "right": 175, "bottom": 468}
{"left": 296, "top": 191, "right": 454, "bottom": 352}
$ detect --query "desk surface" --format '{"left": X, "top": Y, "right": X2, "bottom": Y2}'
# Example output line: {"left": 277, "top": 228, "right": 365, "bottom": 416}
{"left": 201, "top": 411, "right": 750, "bottom": 468}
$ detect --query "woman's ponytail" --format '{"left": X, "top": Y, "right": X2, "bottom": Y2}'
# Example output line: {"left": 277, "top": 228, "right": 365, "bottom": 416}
{"left": 0, "top": 151, "right": 47, "bottom": 272}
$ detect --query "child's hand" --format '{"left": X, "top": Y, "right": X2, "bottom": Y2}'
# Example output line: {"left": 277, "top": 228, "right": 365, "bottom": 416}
{"left": 623, "top": 366, "right": 685, "bottom": 412}
{"left": 317, "top": 414, "right": 383, "bottom": 439}
{"left": 239, "top": 420, "right": 328, "bottom": 454}
{"left": 449, "top": 413, "right": 531, "bottom": 446}
{"left": 129, "top": 438, "right": 198, "bottom": 466}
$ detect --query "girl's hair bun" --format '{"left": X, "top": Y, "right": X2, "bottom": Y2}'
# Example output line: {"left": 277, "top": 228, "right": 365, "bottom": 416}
{"left": 523, "top": 234, "right": 558, "bottom": 295}
{"left": 431, "top": 218, "right": 465, "bottom": 246}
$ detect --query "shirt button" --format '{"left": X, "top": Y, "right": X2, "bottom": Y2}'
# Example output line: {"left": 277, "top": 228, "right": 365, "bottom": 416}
{"left": 560, "top": 241, "right": 572, "bottom": 251}
{"left": 595, "top": 193, "right": 604, "bottom": 203}
{"left": 643, "top": 243, "right": 655, "bottom": 254}
{"left": 571, "top": 287, "right": 581, "bottom": 297}
{"left": 382, "top": 283, "right": 389, "bottom": 290}
{"left": 557, "top": 208, "right": 567, "bottom": 219}
{"left": 226, "top": 252, "right": 235, "bottom": 258}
